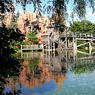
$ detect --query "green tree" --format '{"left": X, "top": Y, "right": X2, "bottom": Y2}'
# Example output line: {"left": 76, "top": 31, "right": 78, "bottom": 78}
{"left": 26, "top": 31, "right": 39, "bottom": 44}
{"left": 70, "top": 20, "right": 95, "bottom": 33}
{"left": 0, "top": 26, "right": 24, "bottom": 56}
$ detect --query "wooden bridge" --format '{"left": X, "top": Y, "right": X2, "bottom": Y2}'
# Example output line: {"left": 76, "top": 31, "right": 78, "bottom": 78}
{"left": 41, "top": 26, "right": 95, "bottom": 52}
{"left": 21, "top": 26, "right": 95, "bottom": 52}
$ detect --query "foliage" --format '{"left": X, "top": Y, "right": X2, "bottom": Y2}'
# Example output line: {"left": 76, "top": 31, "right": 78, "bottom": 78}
{"left": 0, "top": 0, "right": 95, "bottom": 18}
{"left": 44, "top": 0, "right": 95, "bottom": 18}
{"left": 0, "top": 26, "right": 24, "bottom": 80}
{"left": 10, "top": 11, "right": 20, "bottom": 28}
{"left": 0, "top": 26, "right": 24, "bottom": 56}
{"left": 0, "top": 0, "right": 14, "bottom": 13}
{"left": 0, "top": 54, "right": 22, "bottom": 95}
{"left": 77, "top": 40, "right": 87, "bottom": 50}
{"left": 51, "top": 12, "right": 66, "bottom": 32}
{"left": 71, "top": 60, "right": 95, "bottom": 75}
{"left": 26, "top": 31, "right": 39, "bottom": 44}
{"left": 21, "top": 40, "right": 31, "bottom": 45}
{"left": 70, "top": 20, "right": 95, "bottom": 33}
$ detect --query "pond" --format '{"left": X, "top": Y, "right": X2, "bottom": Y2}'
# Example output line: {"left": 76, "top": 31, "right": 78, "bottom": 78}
{"left": 1, "top": 50, "right": 95, "bottom": 95}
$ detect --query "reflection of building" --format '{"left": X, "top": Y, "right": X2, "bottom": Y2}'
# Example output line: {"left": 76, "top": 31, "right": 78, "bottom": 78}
{"left": 4, "top": 52, "right": 67, "bottom": 93}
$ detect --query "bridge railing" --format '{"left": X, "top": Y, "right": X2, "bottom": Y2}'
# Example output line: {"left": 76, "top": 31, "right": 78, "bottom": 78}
{"left": 21, "top": 44, "right": 43, "bottom": 51}
{"left": 60, "top": 32, "right": 95, "bottom": 38}
{"left": 74, "top": 32, "right": 94, "bottom": 38}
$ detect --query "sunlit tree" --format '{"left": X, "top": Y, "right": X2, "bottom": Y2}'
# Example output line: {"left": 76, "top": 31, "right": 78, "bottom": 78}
{"left": 70, "top": 20, "right": 95, "bottom": 33}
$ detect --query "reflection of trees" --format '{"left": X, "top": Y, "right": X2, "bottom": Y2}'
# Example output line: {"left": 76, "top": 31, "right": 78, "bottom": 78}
{"left": 27, "top": 58, "right": 39, "bottom": 76}
{"left": 71, "top": 59, "right": 95, "bottom": 74}
{"left": 0, "top": 56, "right": 21, "bottom": 95}
{"left": 2, "top": 52, "right": 68, "bottom": 93}
{"left": 19, "top": 55, "right": 68, "bottom": 90}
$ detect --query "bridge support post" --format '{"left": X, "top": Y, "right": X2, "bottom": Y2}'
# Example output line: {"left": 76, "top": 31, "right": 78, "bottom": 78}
{"left": 73, "top": 37, "right": 77, "bottom": 51}
{"left": 89, "top": 41, "right": 92, "bottom": 55}
{"left": 73, "top": 37, "right": 77, "bottom": 61}
{"left": 53, "top": 41, "right": 55, "bottom": 51}
{"left": 21, "top": 45, "right": 22, "bottom": 53}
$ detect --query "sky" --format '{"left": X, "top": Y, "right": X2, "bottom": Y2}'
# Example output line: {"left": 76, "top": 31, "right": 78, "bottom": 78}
{"left": 15, "top": 0, "right": 95, "bottom": 27}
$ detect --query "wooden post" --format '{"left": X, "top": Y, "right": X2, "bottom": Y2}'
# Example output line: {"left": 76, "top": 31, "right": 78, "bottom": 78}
{"left": 73, "top": 38, "right": 77, "bottom": 61}
{"left": 42, "top": 44, "right": 44, "bottom": 52}
{"left": 73, "top": 38, "right": 77, "bottom": 51}
{"left": 53, "top": 41, "right": 55, "bottom": 51}
{"left": 89, "top": 42, "right": 92, "bottom": 55}
{"left": 68, "top": 39, "right": 70, "bottom": 48}
{"left": 21, "top": 45, "right": 22, "bottom": 53}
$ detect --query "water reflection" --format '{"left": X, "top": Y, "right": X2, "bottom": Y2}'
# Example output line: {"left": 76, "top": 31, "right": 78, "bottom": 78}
{"left": 2, "top": 51, "right": 95, "bottom": 95}
{"left": 20, "top": 52, "right": 68, "bottom": 90}
{"left": 0, "top": 56, "right": 21, "bottom": 95}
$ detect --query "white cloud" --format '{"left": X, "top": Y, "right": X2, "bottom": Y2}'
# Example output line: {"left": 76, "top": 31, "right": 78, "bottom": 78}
{"left": 86, "top": 12, "right": 95, "bottom": 16}
{"left": 14, "top": 9, "right": 23, "bottom": 14}
{"left": 67, "top": 11, "right": 95, "bottom": 17}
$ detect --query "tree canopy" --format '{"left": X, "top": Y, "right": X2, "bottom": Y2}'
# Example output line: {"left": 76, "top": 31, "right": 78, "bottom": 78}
{"left": 70, "top": 20, "right": 95, "bottom": 33}
{"left": 0, "top": 0, "right": 95, "bottom": 18}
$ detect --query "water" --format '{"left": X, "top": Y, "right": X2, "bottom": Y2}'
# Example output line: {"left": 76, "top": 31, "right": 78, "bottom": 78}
{"left": 1, "top": 51, "right": 95, "bottom": 95}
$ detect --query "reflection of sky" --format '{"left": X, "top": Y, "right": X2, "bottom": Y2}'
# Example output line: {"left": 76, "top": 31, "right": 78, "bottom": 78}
{"left": 3, "top": 69, "right": 95, "bottom": 95}
{"left": 18, "top": 79, "right": 57, "bottom": 95}
{"left": 3, "top": 87, "right": 12, "bottom": 93}
{"left": 41, "top": 70, "right": 95, "bottom": 95}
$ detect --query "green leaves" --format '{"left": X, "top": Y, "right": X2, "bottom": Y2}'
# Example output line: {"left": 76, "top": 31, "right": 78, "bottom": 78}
{"left": 0, "top": 26, "right": 24, "bottom": 56}
{"left": 70, "top": 20, "right": 95, "bottom": 33}
{"left": 26, "top": 31, "right": 39, "bottom": 44}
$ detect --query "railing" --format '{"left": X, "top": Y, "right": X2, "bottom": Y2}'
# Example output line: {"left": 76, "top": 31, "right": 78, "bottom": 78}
{"left": 74, "top": 32, "right": 94, "bottom": 38}
{"left": 60, "top": 32, "right": 95, "bottom": 38}
{"left": 21, "top": 44, "right": 43, "bottom": 51}
{"left": 21, "top": 52, "right": 43, "bottom": 59}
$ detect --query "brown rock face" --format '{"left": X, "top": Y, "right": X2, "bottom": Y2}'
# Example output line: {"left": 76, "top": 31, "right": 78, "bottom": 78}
{"left": 4, "top": 12, "right": 12, "bottom": 26}
{"left": 17, "top": 12, "right": 50, "bottom": 44}
{"left": 3, "top": 11, "right": 50, "bottom": 44}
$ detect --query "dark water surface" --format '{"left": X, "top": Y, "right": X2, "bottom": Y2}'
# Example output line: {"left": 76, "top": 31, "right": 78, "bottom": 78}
{"left": 1, "top": 51, "right": 95, "bottom": 95}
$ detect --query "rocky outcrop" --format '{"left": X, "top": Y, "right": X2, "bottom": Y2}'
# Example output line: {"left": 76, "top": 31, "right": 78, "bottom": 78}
{"left": 4, "top": 12, "right": 12, "bottom": 26}
{"left": 17, "top": 11, "right": 50, "bottom": 44}
{"left": 3, "top": 11, "right": 50, "bottom": 44}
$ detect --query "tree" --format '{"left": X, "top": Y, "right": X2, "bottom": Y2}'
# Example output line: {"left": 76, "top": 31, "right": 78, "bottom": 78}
{"left": 0, "top": 26, "right": 24, "bottom": 56}
{"left": 26, "top": 31, "right": 39, "bottom": 44}
{"left": 0, "top": 26, "right": 24, "bottom": 94}
{"left": 0, "top": 0, "right": 95, "bottom": 18}
{"left": 70, "top": 20, "right": 95, "bottom": 33}
{"left": 44, "top": 0, "right": 95, "bottom": 18}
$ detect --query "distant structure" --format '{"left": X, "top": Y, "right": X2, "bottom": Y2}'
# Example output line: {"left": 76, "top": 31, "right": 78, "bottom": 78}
{"left": 17, "top": 11, "right": 50, "bottom": 44}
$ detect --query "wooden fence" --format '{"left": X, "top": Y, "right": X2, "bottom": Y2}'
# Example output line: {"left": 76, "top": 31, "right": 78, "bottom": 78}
{"left": 21, "top": 44, "right": 43, "bottom": 52}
